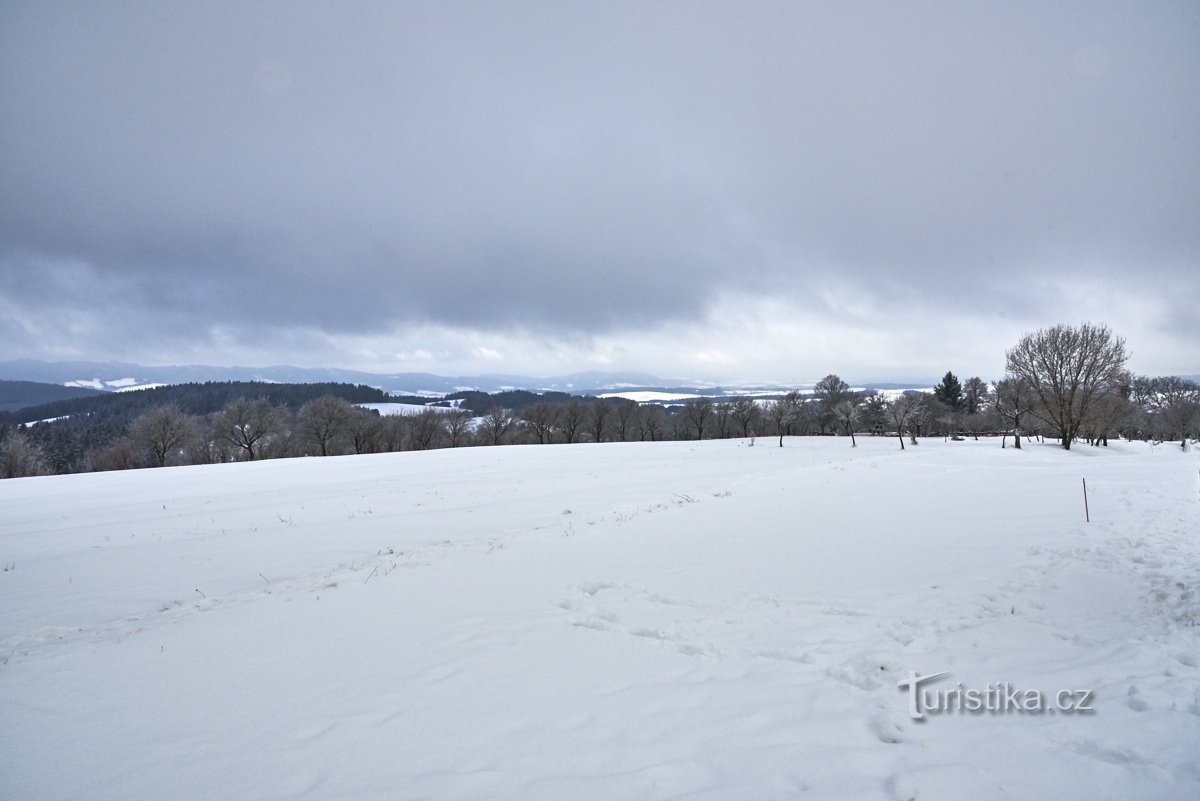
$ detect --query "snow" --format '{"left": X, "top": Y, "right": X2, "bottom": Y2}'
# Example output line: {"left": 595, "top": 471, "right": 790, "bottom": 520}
{"left": 2, "top": 438, "right": 1198, "bottom": 800}
{"left": 357, "top": 402, "right": 457, "bottom": 416}
{"left": 60, "top": 378, "right": 166, "bottom": 392}
{"left": 597, "top": 391, "right": 702, "bottom": 402}
{"left": 114, "top": 382, "right": 168, "bottom": 393}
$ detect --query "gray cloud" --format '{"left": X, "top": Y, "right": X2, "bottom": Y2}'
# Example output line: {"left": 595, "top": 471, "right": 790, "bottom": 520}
{"left": 1, "top": 1, "right": 1197, "bottom": 377}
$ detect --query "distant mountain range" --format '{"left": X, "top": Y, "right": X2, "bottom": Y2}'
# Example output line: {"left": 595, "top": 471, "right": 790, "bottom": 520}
{"left": 0, "top": 358, "right": 939, "bottom": 399}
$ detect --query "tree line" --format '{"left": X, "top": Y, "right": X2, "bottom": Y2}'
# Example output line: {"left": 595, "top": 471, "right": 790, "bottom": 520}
{"left": 2, "top": 323, "right": 1197, "bottom": 478}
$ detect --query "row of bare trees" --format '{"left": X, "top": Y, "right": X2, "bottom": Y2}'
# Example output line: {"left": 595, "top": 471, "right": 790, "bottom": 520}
{"left": 2, "top": 323, "right": 1195, "bottom": 477}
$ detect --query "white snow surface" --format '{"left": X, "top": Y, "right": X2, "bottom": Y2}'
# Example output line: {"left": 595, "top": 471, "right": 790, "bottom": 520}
{"left": 597, "top": 391, "right": 703, "bottom": 402}
{"left": 2, "top": 438, "right": 1199, "bottom": 800}
{"left": 358, "top": 402, "right": 457, "bottom": 416}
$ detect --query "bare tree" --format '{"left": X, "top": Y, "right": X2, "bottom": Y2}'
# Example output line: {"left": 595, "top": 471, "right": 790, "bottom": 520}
{"left": 814, "top": 374, "right": 860, "bottom": 445}
{"left": 408, "top": 409, "right": 445, "bottom": 450}
{"left": 682, "top": 397, "right": 714, "bottom": 440}
{"left": 588, "top": 399, "right": 611, "bottom": 443}
{"left": 767, "top": 391, "right": 803, "bottom": 446}
{"left": 558, "top": 399, "right": 587, "bottom": 444}
{"left": 730, "top": 397, "right": 760, "bottom": 438}
{"left": 611, "top": 399, "right": 639, "bottom": 442}
{"left": 637, "top": 404, "right": 665, "bottom": 441}
{"left": 1081, "top": 380, "right": 1133, "bottom": 447}
{"left": 714, "top": 402, "right": 733, "bottom": 438}
{"left": 521, "top": 401, "right": 558, "bottom": 444}
{"left": 213, "top": 397, "right": 282, "bottom": 460}
{"left": 1005, "top": 323, "right": 1129, "bottom": 450}
{"left": 0, "top": 429, "right": 51, "bottom": 478}
{"left": 297, "top": 395, "right": 354, "bottom": 456}
{"left": 444, "top": 407, "right": 474, "bottom": 447}
{"left": 992, "top": 377, "right": 1035, "bottom": 449}
{"left": 1134, "top": 375, "right": 1200, "bottom": 449}
{"left": 128, "top": 404, "right": 201, "bottom": 466}
{"left": 478, "top": 407, "right": 515, "bottom": 446}
{"left": 885, "top": 392, "right": 928, "bottom": 450}
{"left": 371, "top": 411, "right": 405, "bottom": 452}
{"left": 87, "top": 436, "right": 146, "bottom": 471}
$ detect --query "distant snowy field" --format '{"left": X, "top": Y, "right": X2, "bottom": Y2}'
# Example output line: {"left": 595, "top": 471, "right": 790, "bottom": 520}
{"left": 2, "top": 438, "right": 1198, "bottom": 800}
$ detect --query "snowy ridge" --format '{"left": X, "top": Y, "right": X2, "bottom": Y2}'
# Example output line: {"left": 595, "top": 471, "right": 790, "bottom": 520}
{"left": 1, "top": 438, "right": 1198, "bottom": 799}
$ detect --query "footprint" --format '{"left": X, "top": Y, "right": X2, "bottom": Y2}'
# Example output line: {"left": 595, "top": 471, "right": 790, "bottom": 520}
{"left": 868, "top": 712, "right": 906, "bottom": 744}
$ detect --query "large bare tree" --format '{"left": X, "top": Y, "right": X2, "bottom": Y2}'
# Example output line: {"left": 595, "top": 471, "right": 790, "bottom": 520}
{"left": 1005, "top": 323, "right": 1129, "bottom": 450}
{"left": 297, "top": 395, "right": 353, "bottom": 456}
{"left": 558, "top": 400, "right": 587, "bottom": 444}
{"left": 213, "top": 397, "right": 282, "bottom": 460}
{"left": 444, "top": 407, "right": 474, "bottom": 447}
{"left": 478, "top": 407, "right": 515, "bottom": 446}
{"left": 129, "top": 404, "right": 201, "bottom": 466}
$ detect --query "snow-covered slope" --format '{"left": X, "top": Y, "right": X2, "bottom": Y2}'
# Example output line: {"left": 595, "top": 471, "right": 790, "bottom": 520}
{"left": 2, "top": 439, "right": 1198, "bottom": 800}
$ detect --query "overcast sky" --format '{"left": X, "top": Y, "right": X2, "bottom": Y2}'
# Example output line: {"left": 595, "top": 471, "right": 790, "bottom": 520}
{"left": 1, "top": 1, "right": 1196, "bottom": 383}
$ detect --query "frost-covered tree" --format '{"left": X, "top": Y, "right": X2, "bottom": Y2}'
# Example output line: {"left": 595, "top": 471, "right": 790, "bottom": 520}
{"left": 992, "top": 377, "right": 1035, "bottom": 449}
{"left": 767, "top": 391, "right": 803, "bottom": 447}
{"left": 0, "top": 428, "right": 51, "bottom": 478}
{"left": 885, "top": 391, "right": 928, "bottom": 449}
{"left": 813, "top": 374, "right": 860, "bottom": 445}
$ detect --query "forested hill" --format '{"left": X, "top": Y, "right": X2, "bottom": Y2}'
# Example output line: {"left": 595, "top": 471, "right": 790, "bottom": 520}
{"left": 0, "top": 381, "right": 105, "bottom": 414}
{"left": 0, "top": 381, "right": 417, "bottom": 427}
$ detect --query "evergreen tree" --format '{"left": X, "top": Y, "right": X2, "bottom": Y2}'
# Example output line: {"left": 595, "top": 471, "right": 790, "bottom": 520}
{"left": 933, "top": 371, "right": 964, "bottom": 411}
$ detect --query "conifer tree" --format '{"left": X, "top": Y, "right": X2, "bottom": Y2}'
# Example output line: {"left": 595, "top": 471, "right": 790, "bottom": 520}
{"left": 933, "top": 371, "right": 964, "bottom": 411}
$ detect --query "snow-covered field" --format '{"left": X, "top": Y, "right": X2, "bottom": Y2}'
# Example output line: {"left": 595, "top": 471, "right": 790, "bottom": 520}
{"left": 2, "top": 438, "right": 1198, "bottom": 800}
{"left": 357, "top": 401, "right": 458, "bottom": 416}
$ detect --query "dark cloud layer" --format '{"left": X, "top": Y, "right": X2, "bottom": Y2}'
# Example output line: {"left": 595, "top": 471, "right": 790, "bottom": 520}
{"left": 1, "top": 1, "right": 1197, "bottom": 377}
